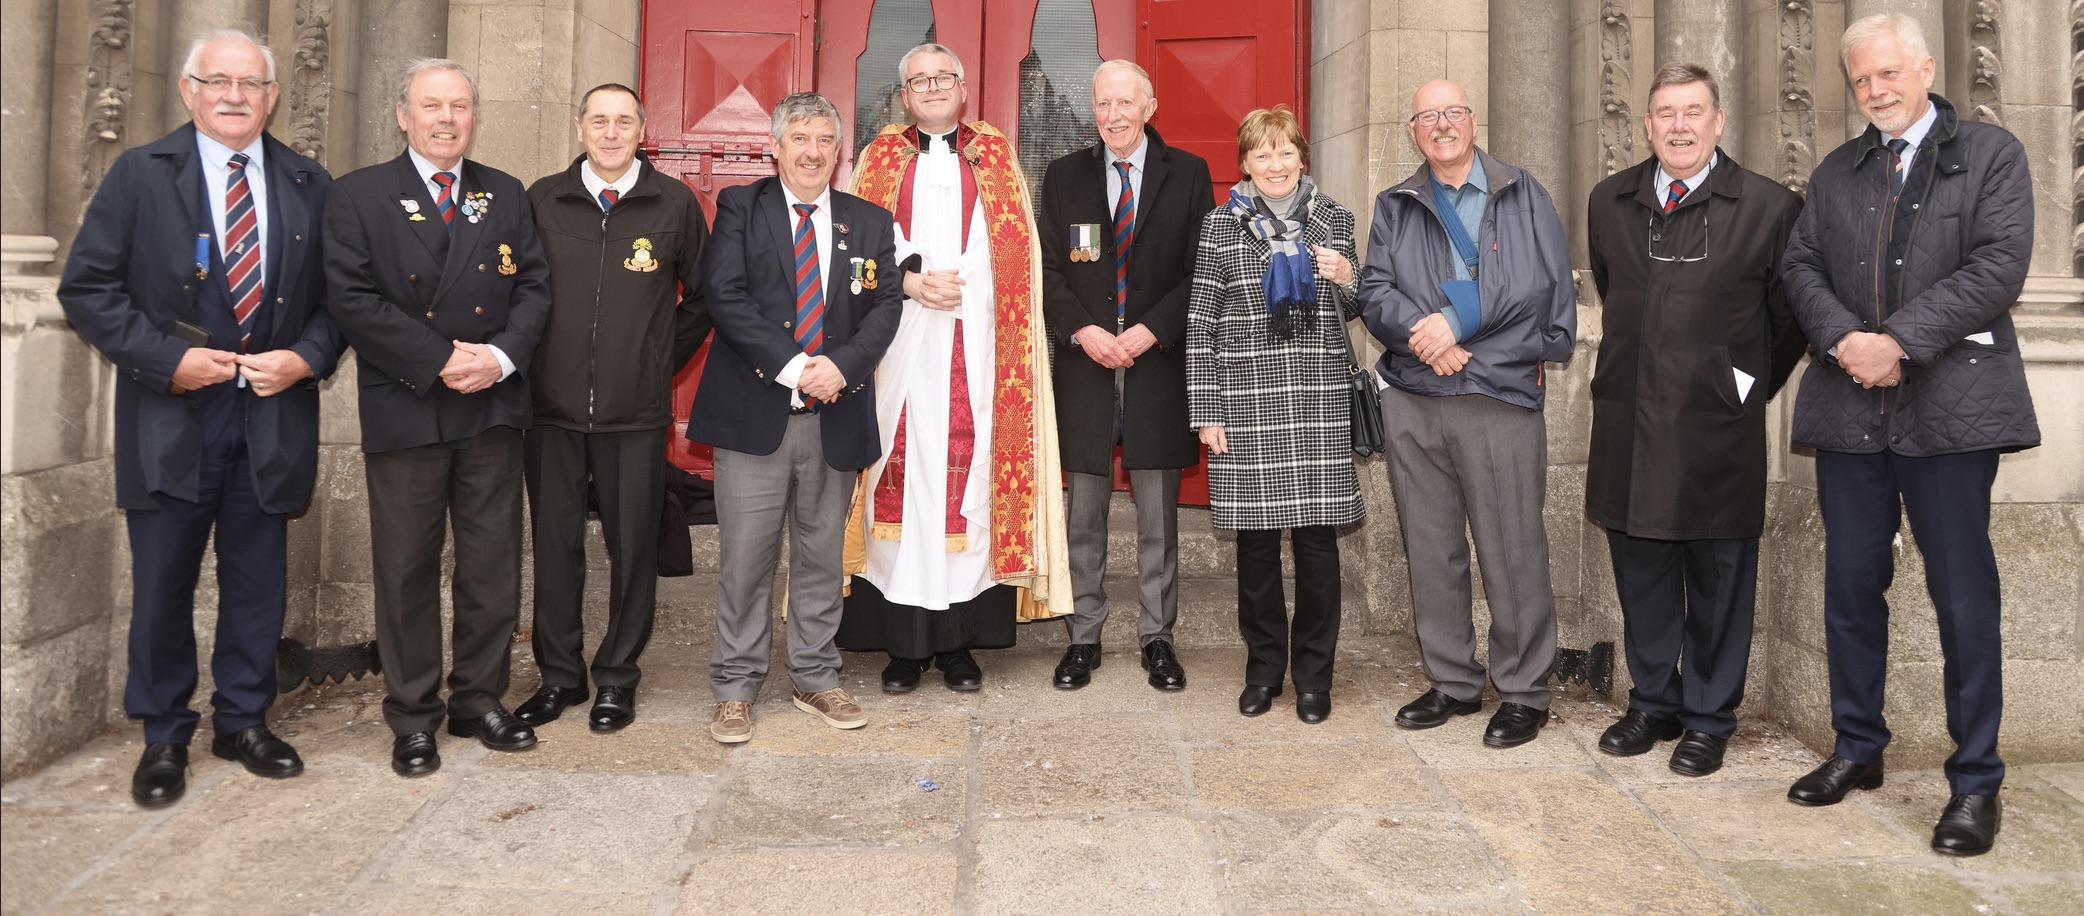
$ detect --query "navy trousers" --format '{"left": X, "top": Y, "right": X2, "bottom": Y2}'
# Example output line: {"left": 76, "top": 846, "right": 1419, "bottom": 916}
{"left": 1607, "top": 531, "right": 1758, "bottom": 739}
{"left": 124, "top": 401, "right": 286, "bottom": 745}
{"left": 1815, "top": 448, "right": 2005, "bottom": 795}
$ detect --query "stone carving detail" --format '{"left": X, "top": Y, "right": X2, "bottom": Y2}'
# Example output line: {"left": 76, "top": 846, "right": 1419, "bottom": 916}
{"left": 1598, "top": 1, "right": 1634, "bottom": 176}
{"left": 1968, "top": 0, "right": 2003, "bottom": 126}
{"left": 1777, "top": 0, "right": 1817, "bottom": 194}
{"left": 2072, "top": 1, "right": 2083, "bottom": 276}
{"left": 287, "top": 0, "right": 334, "bottom": 163}
{"left": 80, "top": 0, "right": 136, "bottom": 206}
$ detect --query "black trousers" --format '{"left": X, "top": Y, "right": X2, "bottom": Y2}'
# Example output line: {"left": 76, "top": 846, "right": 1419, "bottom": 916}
{"left": 1606, "top": 530, "right": 1758, "bottom": 738}
{"left": 366, "top": 425, "right": 524, "bottom": 735}
{"left": 1236, "top": 526, "right": 1341, "bottom": 693}
{"left": 1816, "top": 448, "right": 2006, "bottom": 795}
{"left": 524, "top": 426, "right": 665, "bottom": 690}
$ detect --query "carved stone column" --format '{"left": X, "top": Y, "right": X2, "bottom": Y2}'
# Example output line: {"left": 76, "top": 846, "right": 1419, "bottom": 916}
{"left": 354, "top": 0, "right": 447, "bottom": 170}
{"left": 1490, "top": 1, "right": 1574, "bottom": 245}
{"left": 3, "top": 0, "right": 59, "bottom": 242}
{"left": 1654, "top": 0, "right": 1747, "bottom": 167}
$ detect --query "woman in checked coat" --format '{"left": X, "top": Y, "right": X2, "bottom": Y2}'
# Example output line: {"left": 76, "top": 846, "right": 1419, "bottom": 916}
{"left": 1186, "top": 106, "right": 1364, "bottom": 725}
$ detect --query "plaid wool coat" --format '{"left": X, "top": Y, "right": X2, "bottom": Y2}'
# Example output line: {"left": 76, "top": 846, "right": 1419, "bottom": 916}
{"left": 1185, "top": 193, "right": 1366, "bottom": 531}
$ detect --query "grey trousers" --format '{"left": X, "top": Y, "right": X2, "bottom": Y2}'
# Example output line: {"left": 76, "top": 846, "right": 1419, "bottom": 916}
{"left": 1064, "top": 468, "right": 1180, "bottom": 646}
{"left": 708, "top": 414, "right": 857, "bottom": 702}
{"left": 1380, "top": 386, "right": 1556, "bottom": 709}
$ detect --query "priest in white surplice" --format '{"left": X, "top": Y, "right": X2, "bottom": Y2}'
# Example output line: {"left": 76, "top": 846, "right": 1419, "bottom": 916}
{"left": 837, "top": 42, "right": 1071, "bottom": 693}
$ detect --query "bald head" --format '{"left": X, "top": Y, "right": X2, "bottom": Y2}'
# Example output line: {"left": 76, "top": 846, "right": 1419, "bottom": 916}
{"left": 1406, "top": 80, "right": 1477, "bottom": 178}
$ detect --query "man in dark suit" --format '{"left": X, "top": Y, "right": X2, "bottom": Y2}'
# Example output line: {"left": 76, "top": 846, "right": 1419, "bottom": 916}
{"left": 325, "top": 58, "right": 552, "bottom": 776}
{"left": 689, "top": 92, "right": 902, "bottom": 744}
{"left": 1038, "top": 60, "right": 1213, "bottom": 691}
{"left": 59, "top": 30, "right": 344, "bottom": 808}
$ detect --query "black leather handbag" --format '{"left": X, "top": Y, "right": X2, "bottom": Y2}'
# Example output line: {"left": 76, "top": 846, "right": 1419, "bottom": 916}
{"left": 1333, "top": 289, "right": 1385, "bottom": 457}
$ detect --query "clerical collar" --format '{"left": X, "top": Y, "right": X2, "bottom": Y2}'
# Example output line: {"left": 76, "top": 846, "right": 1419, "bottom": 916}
{"left": 920, "top": 129, "right": 959, "bottom": 152}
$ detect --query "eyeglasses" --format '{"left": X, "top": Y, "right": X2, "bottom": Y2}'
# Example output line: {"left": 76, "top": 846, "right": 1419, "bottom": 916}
{"left": 1646, "top": 213, "right": 1708, "bottom": 263}
{"left": 188, "top": 75, "right": 274, "bottom": 95}
{"left": 1408, "top": 106, "right": 1473, "bottom": 127}
{"left": 903, "top": 73, "right": 960, "bottom": 93}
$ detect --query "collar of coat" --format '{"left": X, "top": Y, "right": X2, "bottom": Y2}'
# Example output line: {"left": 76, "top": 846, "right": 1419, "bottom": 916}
{"left": 1087, "top": 124, "right": 1172, "bottom": 164}
{"left": 1852, "top": 92, "right": 1967, "bottom": 180}
{"left": 1390, "top": 147, "right": 1521, "bottom": 217}
{"left": 1611, "top": 147, "right": 1747, "bottom": 214}
{"left": 145, "top": 121, "right": 325, "bottom": 184}
{"left": 548, "top": 152, "right": 667, "bottom": 203}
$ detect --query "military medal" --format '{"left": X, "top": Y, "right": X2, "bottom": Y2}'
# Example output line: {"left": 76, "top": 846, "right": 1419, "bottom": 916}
{"left": 464, "top": 191, "right": 493, "bottom": 224}
{"left": 851, "top": 257, "right": 877, "bottom": 295}
{"left": 496, "top": 243, "right": 518, "bottom": 275}
{"left": 1071, "top": 223, "right": 1101, "bottom": 262}
{"left": 194, "top": 233, "right": 211, "bottom": 281}
{"left": 624, "top": 237, "right": 658, "bottom": 272}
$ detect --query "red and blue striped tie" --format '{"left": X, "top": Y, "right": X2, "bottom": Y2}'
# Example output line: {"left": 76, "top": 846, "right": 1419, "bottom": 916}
{"left": 1112, "top": 160, "right": 1135, "bottom": 323}
{"left": 432, "top": 171, "right": 456, "bottom": 233}
{"left": 792, "top": 203, "right": 824, "bottom": 409}
{"left": 1663, "top": 179, "right": 1686, "bottom": 213}
{"left": 224, "top": 153, "right": 263, "bottom": 350}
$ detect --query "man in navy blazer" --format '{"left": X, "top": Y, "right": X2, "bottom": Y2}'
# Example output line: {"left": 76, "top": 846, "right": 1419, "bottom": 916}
{"left": 59, "top": 31, "right": 344, "bottom": 808}
{"left": 688, "top": 92, "right": 902, "bottom": 744}
{"left": 325, "top": 59, "right": 551, "bottom": 777}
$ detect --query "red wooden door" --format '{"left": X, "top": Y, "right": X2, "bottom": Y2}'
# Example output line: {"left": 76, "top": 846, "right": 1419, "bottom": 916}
{"left": 642, "top": 1, "right": 817, "bottom": 476}
{"left": 1139, "top": 0, "right": 1308, "bottom": 200}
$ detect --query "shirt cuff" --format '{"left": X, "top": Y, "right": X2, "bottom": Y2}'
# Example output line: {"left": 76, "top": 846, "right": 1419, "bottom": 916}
{"left": 776, "top": 351, "right": 810, "bottom": 388}
{"left": 489, "top": 345, "right": 515, "bottom": 381}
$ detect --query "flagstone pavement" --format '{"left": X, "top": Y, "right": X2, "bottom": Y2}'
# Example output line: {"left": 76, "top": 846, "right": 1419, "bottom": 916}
{"left": 5, "top": 633, "right": 2080, "bottom": 915}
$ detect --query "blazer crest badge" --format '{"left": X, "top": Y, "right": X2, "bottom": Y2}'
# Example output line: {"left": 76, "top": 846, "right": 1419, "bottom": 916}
{"left": 496, "top": 243, "right": 518, "bottom": 275}
{"left": 625, "top": 238, "right": 659, "bottom": 272}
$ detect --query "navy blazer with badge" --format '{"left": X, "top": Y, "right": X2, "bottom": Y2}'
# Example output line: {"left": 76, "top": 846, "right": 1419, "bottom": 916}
{"left": 1039, "top": 127, "right": 1214, "bottom": 474}
{"left": 687, "top": 176, "right": 903, "bottom": 471}
{"left": 59, "top": 123, "right": 343, "bottom": 515}
{"left": 324, "top": 154, "right": 551, "bottom": 452}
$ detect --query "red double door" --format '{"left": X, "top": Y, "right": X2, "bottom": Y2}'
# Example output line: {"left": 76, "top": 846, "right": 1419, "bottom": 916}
{"left": 642, "top": 0, "right": 1307, "bottom": 503}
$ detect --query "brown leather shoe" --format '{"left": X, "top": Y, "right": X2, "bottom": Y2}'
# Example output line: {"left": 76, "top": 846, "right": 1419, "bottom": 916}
{"left": 793, "top": 687, "right": 868, "bottom": 729}
{"left": 709, "top": 701, "right": 753, "bottom": 744}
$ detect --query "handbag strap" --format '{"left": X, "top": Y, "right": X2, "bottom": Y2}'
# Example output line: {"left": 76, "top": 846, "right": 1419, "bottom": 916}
{"left": 1329, "top": 284, "right": 1365, "bottom": 375}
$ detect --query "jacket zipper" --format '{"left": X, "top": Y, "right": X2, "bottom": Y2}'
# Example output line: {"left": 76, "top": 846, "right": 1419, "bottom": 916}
{"left": 588, "top": 207, "right": 607, "bottom": 431}
{"left": 1871, "top": 146, "right": 1904, "bottom": 432}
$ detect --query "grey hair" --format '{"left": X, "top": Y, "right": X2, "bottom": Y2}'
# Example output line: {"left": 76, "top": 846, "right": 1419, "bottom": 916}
{"left": 1093, "top": 59, "right": 1154, "bottom": 101}
{"left": 181, "top": 30, "right": 277, "bottom": 84}
{"left": 769, "top": 91, "right": 842, "bottom": 140}
{"left": 1841, "top": 13, "right": 1931, "bottom": 67}
{"left": 898, "top": 43, "right": 965, "bottom": 83}
{"left": 395, "top": 58, "right": 480, "bottom": 111}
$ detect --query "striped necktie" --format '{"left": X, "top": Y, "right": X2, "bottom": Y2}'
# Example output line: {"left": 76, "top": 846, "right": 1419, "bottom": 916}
{"left": 1663, "top": 179, "right": 1686, "bottom": 213}
{"left": 433, "top": 171, "right": 456, "bottom": 233}
{"left": 599, "top": 188, "right": 618, "bottom": 211}
{"left": 792, "top": 203, "right": 824, "bottom": 356}
{"left": 1112, "top": 160, "right": 1134, "bottom": 322}
{"left": 224, "top": 152, "right": 263, "bottom": 350}
{"left": 1887, "top": 138, "right": 1909, "bottom": 189}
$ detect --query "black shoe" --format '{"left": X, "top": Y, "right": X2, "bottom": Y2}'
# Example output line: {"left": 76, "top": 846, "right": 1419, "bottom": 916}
{"left": 589, "top": 686, "right": 636, "bottom": 732}
{"left": 1296, "top": 692, "right": 1331, "bottom": 724}
{"left": 210, "top": 725, "right": 304, "bottom": 778}
{"left": 1238, "top": 685, "right": 1281, "bottom": 717}
{"left": 882, "top": 657, "right": 926, "bottom": 694}
{"left": 936, "top": 650, "right": 983, "bottom": 692}
{"left": 131, "top": 743, "right": 189, "bottom": 809}
{"left": 1141, "top": 640, "right": 1186, "bottom": 691}
{"left": 1931, "top": 793, "right": 2001, "bottom": 856}
{"left": 1054, "top": 644, "right": 1101, "bottom": 690}
{"left": 514, "top": 684, "right": 589, "bottom": 726}
{"left": 1598, "top": 710, "right": 1683, "bottom": 757}
{"left": 391, "top": 731, "right": 440, "bottom": 777}
{"left": 1483, "top": 702, "right": 1550, "bottom": 748}
{"left": 1787, "top": 755, "right": 1884, "bottom": 806}
{"left": 1668, "top": 730, "right": 1728, "bottom": 777}
{"left": 1394, "top": 688, "right": 1482, "bottom": 729}
{"left": 446, "top": 707, "right": 537, "bottom": 751}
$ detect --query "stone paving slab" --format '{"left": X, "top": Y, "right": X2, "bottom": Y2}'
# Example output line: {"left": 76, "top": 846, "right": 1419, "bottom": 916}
{"left": 3, "top": 635, "right": 2079, "bottom": 915}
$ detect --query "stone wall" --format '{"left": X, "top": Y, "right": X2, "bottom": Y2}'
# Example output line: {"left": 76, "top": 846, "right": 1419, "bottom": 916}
{"left": 2, "top": 0, "right": 2077, "bottom": 779}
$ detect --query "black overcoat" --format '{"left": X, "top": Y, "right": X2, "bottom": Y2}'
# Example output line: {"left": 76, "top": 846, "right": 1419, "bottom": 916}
{"left": 1584, "top": 151, "right": 1807, "bottom": 540}
{"left": 1039, "top": 127, "right": 1214, "bottom": 474}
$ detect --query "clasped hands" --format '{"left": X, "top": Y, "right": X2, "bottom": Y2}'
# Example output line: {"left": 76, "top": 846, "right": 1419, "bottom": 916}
{"left": 171, "top": 347, "right": 312, "bottom": 397}
{"left": 439, "top": 340, "right": 502, "bottom": 393}
{"left": 1837, "top": 331, "right": 1904, "bottom": 389}
{"left": 1408, "top": 312, "right": 1470, "bottom": 376}
{"left": 797, "top": 354, "right": 847, "bottom": 402}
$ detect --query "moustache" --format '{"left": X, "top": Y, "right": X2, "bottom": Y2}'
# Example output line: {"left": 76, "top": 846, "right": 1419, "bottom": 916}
{"left": 213, "top": 104, "right": 253, "bottom": 115}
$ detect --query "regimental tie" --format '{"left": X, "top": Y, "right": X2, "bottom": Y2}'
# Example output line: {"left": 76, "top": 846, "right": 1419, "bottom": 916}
{"left": 1887, "top": 138, "right": 1909, "bottom": 190}
{"left": 1663, "top": 179, "right": 1687, "bottom": 213}
{"left": 792, "top": 202, "right": 825, "bottom": 408}
{"left": 1112, "top": 160, "right": 1135, "bottom": 323}
{"left": 224, "top": 152, "right": 263, "bottom": 351}
{"left": 599, "top": 188, "right": 618, "bottom": 212}
{"left": 433, "top": 171, "right": 457, "bottom": 233}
